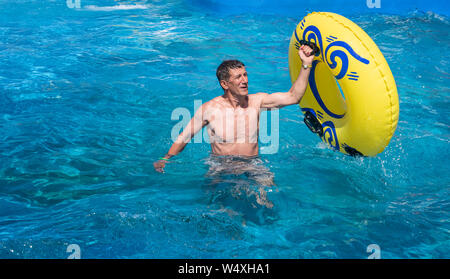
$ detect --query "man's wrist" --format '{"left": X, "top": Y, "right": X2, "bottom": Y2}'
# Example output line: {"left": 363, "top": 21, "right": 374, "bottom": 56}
{"left": 302, "top": 63, "right": 312, "bottom": 69}
{"left": 161, "top": 154, "right": 174, "bottom": 160}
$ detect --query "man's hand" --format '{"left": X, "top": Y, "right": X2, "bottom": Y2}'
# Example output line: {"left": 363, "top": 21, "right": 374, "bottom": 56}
{"left": 153, "top": 159, "right": 167, "bottom": 173}
{"left": 260, "top": 44, "right": 316, "bottom": 109}
{"left": 299, "top": 45, "right": 315, "bottom": 66}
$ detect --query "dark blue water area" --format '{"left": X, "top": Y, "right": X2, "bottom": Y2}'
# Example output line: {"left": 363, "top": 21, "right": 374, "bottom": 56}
{"left": 190, "top": 0, "right": 450, "bottom": 17}
{"left": 0, "top": 0, "right": 449, "bottom": 258}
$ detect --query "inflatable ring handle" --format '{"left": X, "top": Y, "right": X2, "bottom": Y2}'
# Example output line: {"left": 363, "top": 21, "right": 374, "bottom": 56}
{"left": 298, "top": 40, "right": 320, "bottom": 56}
{"left": 303, "top": 111, "right": 324, "bottom": 137}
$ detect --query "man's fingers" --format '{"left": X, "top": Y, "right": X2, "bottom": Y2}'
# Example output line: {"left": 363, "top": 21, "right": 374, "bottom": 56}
{"left": 299, "top": 45, "right": 313, "bottom": 57}
{"left": 304, "top": 46, "right": 313, "bottom": 56}
{"left": 153, "top": 161, "right": 166, "bottom": 173}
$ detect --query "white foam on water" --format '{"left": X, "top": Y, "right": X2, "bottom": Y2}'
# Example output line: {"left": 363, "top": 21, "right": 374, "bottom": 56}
{"left": 83, "top": 4, "right": 149, "bottom": 12}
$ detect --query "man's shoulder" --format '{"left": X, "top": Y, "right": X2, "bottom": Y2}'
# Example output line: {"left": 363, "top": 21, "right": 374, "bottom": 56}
{"left": 202, "top": 96, "right": 222, "bottom": 108}
{"left": 202, "top": 93, "right": 267, "bottom": 109}
{"left": 248, "top": 92, "right": 268, "bottom": 107}
{"left": 249, "top": 92, "right": 268, "bottom": 98}
{"left": 199, "top": 97, "right": 224, "bottom": 115}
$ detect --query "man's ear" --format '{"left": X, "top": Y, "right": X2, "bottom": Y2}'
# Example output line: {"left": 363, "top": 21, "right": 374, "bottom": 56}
{"left": 220, "top": 80, "right": 228, "bottom": 90}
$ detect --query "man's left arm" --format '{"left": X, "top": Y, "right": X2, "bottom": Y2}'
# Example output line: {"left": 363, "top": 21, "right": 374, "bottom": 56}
{"left": 260, "top": 45, "right": 315, "bottom": 109}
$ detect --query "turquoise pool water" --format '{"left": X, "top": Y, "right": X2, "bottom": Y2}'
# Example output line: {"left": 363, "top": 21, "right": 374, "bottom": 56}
{"left": 0, "top": 0, "right": 449, "bottom": 258}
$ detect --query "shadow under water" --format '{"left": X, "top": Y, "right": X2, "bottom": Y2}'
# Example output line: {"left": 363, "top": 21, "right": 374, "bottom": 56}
{"left": 201, "top": 155, "right": 279, "bottom": 226}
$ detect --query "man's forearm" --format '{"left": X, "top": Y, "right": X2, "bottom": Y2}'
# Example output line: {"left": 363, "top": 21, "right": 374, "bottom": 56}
{"left": 289, "top": 66, "right": 311, "bottom": 102}
{"left": 154, "top": 138, "right": 188, "bottom": 173}
{"left": 161, "top": 110, "right": 206, "bottom": 160}
{"left": 162, "top": 140, "right": 188, "bottom": 159}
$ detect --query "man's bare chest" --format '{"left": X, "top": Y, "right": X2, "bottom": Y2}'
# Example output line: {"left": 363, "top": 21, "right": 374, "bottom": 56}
{"left": 206, "top": 106, "right": 260, "bottom": 143}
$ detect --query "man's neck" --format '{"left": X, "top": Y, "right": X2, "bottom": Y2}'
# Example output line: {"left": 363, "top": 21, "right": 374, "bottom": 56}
{"left": 223, "top": 91, "right": 248, "bottom": 109}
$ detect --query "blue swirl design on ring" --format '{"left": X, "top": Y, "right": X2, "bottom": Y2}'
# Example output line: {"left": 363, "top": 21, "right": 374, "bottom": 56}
{"left": 295, "top": 25, "right": 370, "bottom": 79}
{"left": 325, "top": 41, "right": 370, "bottom": 80}
{"left": 322, "top": 121, "right": 340, "bottom": 151}
{"left": 295, "top": 25, "right": 323, "bottom": 58}
{"left": 301, "top": 108, "right": 317, "bottom": 117}
{"left": 309, "top": 60, "right": 345, "bottom": 119}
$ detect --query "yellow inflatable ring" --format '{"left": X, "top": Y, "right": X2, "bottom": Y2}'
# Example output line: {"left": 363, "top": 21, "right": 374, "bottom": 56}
{"left": 288, "top": 12, "right": 399, "bottom": 156}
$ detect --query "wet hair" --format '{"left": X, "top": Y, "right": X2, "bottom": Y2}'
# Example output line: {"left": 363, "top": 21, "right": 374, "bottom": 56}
{"left": 216, "top": 60, "right": 245, "bottom": 82}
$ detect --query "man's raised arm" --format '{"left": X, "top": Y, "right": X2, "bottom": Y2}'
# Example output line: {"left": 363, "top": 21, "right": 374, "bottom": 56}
{"left": 260, "top": 45, "right": 315, "bottom": 109}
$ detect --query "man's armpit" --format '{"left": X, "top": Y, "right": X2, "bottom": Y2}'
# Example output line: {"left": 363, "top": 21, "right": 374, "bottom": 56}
{"left": 254, "top": 92, "right": 269, "bottom": 108}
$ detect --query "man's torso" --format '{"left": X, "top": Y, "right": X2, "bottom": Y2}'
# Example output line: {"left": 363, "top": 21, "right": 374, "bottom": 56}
{"left": 203, "top": 94, "right": 263, "bottom": 156}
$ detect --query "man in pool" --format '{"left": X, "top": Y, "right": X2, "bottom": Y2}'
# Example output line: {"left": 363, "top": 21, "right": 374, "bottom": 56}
{"left": 154, "top": 45, "right": 315, "bottom": 174}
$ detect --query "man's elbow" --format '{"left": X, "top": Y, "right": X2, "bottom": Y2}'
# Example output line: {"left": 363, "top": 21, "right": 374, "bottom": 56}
{"left": 287, "top": 91, "right": 302, "bottom": 106}
{"left": 175, "top": 132, "right": 192, "bottom": 144}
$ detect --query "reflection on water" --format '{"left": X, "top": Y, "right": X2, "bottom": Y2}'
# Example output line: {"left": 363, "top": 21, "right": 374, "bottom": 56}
{"left": 203, "top": 155, "right": 277, "bottom": 225}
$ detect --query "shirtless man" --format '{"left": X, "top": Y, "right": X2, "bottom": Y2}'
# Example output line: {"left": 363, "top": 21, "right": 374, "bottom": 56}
{"left": 154, "top": 45, "right": 315, "bottom": 173}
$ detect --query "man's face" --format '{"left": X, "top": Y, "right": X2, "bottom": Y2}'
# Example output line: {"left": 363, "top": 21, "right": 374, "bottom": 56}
{"left": 222, "top": 67, "right": 248, "bottom": 96}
